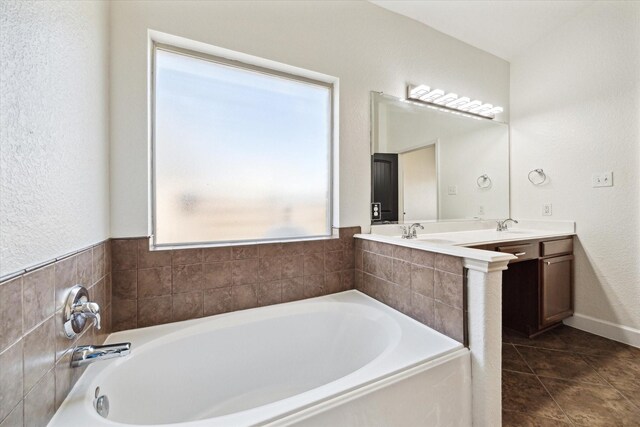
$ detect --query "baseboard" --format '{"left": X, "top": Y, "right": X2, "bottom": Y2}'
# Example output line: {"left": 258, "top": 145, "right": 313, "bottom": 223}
{"left": 563, "top": 313, "right": 640, "bottom": 349}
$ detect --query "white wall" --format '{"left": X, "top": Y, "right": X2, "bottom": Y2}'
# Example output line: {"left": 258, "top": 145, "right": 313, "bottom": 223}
{"left": 0, "top": 0, "right": 110, "bottom": 276}
{"left": 511, "top": 2, "right": 640, "bottom": 336}
{"left": 109, "top": 0, "right": 509, "bottom": 237}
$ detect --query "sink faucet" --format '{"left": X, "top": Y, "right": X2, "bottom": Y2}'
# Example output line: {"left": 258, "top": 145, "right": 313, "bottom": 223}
{"left": 71, "top": 343, "right": 131, "bottom": 367}
{"left": 401, "top": 223, "right": 424, "bottom": 239}
{"left": 496, "top": 218, "right": 518, "bottom": 231}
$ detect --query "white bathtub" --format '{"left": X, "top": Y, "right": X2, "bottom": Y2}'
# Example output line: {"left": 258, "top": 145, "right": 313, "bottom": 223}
{"left": 49, "top": 291, "right": 471, "bottom": 426}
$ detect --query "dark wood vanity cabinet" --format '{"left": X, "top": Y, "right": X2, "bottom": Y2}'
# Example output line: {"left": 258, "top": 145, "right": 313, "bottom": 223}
{"left": 474, "top": 236, "right": 574, "bottom": 337}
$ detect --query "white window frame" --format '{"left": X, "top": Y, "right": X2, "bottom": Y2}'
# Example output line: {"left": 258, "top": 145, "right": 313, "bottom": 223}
{"left": 147, "top": 31, "right": 340, "bottom": 250}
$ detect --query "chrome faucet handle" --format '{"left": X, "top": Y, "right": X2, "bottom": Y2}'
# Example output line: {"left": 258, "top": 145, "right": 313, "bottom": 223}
{"left": 400, "top": 225, "right": 410, "bottom": 239}
{"left": 73, "top": 302, "right": 101, "bottom": 330}
{"left": 63, "top": 286, "right": 101, "bottom": 338}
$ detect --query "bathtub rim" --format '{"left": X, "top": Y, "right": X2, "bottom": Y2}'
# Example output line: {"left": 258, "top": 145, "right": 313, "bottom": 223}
{"left": 51, "top": 290, "right": 464, "bottom": 427}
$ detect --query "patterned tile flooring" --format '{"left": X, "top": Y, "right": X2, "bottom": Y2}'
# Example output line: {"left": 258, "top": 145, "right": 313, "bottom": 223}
{"left": 502, "top": 325, "right": 640, "bottom": 426}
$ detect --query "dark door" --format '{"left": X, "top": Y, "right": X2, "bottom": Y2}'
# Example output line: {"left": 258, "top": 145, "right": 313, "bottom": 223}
{"left": 372, "top": 153, "right": 398, "bottom": 222}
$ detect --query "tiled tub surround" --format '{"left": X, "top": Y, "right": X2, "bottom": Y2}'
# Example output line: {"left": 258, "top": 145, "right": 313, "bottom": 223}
{"left": 0, "top": 241, "right": 112, "bottom": 427}
{"left": 111, "top": 227, "right": 360, "bottom": 331}
{"left": 354, "top": 238, "right": 466, "bottom": 344}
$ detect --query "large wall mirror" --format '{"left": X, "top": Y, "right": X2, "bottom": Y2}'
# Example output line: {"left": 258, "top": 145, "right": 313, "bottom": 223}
{"left": 371, "top": 92, "right": 509, "bottom": 224}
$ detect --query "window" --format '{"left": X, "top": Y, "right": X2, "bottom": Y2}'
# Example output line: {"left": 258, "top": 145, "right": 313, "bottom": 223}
{"left": 151, "top": 41, "right": 336, "bottom": 248}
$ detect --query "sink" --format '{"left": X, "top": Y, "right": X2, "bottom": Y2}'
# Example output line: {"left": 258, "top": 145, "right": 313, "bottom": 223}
{"left": 416, "top": 238, "right": 457, "bottom": 245}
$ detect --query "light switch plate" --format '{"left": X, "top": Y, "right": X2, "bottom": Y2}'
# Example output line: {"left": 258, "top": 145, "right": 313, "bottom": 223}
{"left": 543, "top": 203, "right": 552, "bottom": 216}
{"left": 592, "top": 172, "right": 613, "bottom": 187}
{"left": 448, "top": 185, "right": 458, "bottom": 195}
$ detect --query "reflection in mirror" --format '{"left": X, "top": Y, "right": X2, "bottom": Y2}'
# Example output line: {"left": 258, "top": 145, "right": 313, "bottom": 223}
{"left": 371, "top": 92, "right": 509, "bottom": 224}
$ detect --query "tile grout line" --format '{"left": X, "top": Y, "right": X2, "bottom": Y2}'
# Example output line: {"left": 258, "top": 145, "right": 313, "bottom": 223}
{"left": 578, "top": 353, "right": 640, "bottom": 412}
{"left": 512, "top": 344, "right": 577, "bottom": 426}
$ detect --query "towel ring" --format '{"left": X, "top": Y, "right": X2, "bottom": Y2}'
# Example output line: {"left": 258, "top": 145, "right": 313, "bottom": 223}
{"left": 528, "top": 168, "right": 547, "bottom": 185}
{"left": 476, "top": 174, "right": 492, "bottom": 189}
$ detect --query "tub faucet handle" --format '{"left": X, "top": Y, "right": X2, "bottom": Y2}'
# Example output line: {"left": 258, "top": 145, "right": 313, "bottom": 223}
{"left": 63, "top": 285, "right": 101, "bottom": 338}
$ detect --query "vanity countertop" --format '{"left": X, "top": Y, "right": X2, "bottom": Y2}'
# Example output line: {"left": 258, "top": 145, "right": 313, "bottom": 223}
{"left": 355, "top": 227, "right": 575, "bottom": 263}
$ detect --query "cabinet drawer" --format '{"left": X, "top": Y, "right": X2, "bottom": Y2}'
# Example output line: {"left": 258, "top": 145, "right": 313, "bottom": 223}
{"left": 541, "top": 238, "right": 573, "bottom": 257}
{"left": 496, "top": 243, "right": 539, "bottom": 263}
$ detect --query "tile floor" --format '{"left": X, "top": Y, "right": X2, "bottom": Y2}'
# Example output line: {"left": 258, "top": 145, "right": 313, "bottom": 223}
{"left": 502, "top": 325, "right": 640, "bottom": 426}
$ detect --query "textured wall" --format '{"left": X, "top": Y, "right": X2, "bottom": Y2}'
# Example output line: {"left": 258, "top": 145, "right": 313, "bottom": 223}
{"left": 511, "top": 2, "right": 640, "bottom": 331}
{"left": 0, "top": 1, "right": 110, "bottom": 276}
{"left": 109, "top": 0, "right": 510, "bottom": 237}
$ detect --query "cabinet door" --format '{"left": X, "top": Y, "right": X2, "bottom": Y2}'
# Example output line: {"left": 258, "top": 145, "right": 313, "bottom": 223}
{"left": 540, "top": 255, "right": 573, "bottom": 327}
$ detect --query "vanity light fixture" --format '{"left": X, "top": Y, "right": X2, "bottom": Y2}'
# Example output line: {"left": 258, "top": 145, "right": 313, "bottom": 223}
{"left": 407, "top": 84, "right": 503, "bottom": 119}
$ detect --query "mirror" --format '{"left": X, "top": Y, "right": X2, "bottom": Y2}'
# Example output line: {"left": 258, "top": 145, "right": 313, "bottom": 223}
{"left": 371, "top": 92, "right": 509, "bottom": 224}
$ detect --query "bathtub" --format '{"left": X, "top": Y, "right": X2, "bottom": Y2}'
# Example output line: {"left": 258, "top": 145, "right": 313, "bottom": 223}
{"left": 49, "top": 290, "right": 471, "bottom": 426}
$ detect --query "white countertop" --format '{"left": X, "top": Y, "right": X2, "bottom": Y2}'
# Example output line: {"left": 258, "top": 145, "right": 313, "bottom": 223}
{"left": 356, "top": 224, "right": 575, "bottom": 263}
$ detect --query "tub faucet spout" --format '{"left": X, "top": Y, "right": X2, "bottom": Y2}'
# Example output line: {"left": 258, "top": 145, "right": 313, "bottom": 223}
{"left": 71, "top": 343, "right": 131, "bottom": 368}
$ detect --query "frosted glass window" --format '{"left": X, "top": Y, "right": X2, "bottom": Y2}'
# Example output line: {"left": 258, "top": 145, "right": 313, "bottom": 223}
{"left": 152, "top": 46, "right": 333, "bottom": 247}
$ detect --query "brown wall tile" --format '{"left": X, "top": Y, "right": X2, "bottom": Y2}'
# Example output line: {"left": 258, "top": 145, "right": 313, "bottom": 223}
{"left": 258, "top": 243, "right": 284, "bottom": 258}
{"left": 303, "top": 240, "right": 324, "bottom": 254}
{"left": 0, "top": 278, "right": 22, "bottom": 353}
{"left": 392, "top": 259, "right": 411, "bottom": 287}
{"left": 113, "top": 270, "right": 137, "bottom": 300}
{"left": 23, "top": 369, "right": 55, "bottom": 427}
{"left": 23, "top": 318, "right": 55, "bottom": 394}
{"left": 54, "top": 351, "right": 73, "bottom": 410}
{"left": 1, "top": 400, "right": 22, "bottom": 427}
{"left": 325, "top": 272, "right": 343, "bottom": 294}
{"left": 171, "top": 249, "right": 202, "bottom": 266}
{"left": 22, "top": 266, "right": 54, "bottom": 332}
{"left": 281, "top": 255, "right": 303, "bottom": 279}
{"left": 232, "top": 285, "right": 258, "bottom": 310}
{"left": 281, "top": 277, "right": 305, "bottom": 303}
{"left": 202, "top": 247, "right": 231, "bottom": 263}
{"left": 231, "top": 246, "right": 257, "bottom": 260}
{"left": 111, "top": 239, "right": 138, "bottom": 271}
{"left": 172, "top": 291, "right": 203, "bottom": 322}
{"left": 281, "top": 242, "right": 304, "bottom": 256}
{"left": 258, "top": 258, "right": 282, "bottom": 282}
{"left": 231, "top": 259, "right": 258, "bottom": 285}
{"left": 112, "top": 299, "right": 137, "bottom": 332}
{"left": 304, "top": 275, "right": 325, "bottom": 298}
{"left": 137, "top": 296, "right": 172, "bottom": 328}
{"left": 138, "top": 267, "right": 172, "bottom": 298}
{"left": 137, "top": 240, "right": 171, "bottom": 269}
{"left": 172, "top": 264, "right": 203, "bottom": 294}
{"left": 411, "top": 249, "right": 435, "bottom": 267}
{"left": 411, "top": 265, "right": 434, "bottom": 298}
{"left": 257, "top": 281, "right": 282, "bottom": 306}
{"left": 0, "top": 240, "right": 113, "bottom": 424}
{"left": 325, "top": 238, "right": 343, "bottom": 252}
{"left": 355, "top": 237, "right": 465, "bottom": 344}
{"left": 92, "top": 243, "right": 105, "bottom": 283}
{"left": 434, "top": 270, "right": 464, "bottom": 309}
{"left": 203, "top": 262, "right": 232, "bottom": 289}
{"left": 0, "top": 340, "right": 23, "bottom": 422}
{"left": 435, "top": 253, "right": 463, "bottom": 275}
{"left": 434, "top": 301, "right": 464, "bottom": 343}
{"left": 325, "top": 251, "right": 343, "bottom": 273}
{"left": 54, "top": 256, "right": 77, "bottom": 312}
{"left": 203, "top": 287, "right": 232, "bottom": 316}
{"left": 76, "top": 249, "right": 93, "bottom": 287}
{"left": 303, "top": 253, "right": 325, "bottom": 276}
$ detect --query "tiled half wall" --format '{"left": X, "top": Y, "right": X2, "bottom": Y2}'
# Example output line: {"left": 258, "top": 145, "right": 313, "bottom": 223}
{"left": 0, "top": 241, "right": 112, "bottom": 427}
{"left": 110, "top": 227, "right": 361, "bottom": 331}
{"left": 354, "top": 238, "right": 467, "bottom": 343}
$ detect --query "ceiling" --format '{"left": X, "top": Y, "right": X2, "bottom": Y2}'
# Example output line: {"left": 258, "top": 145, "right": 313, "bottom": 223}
{"left": 370, "top": 1, "right": 595, "bottom": 61}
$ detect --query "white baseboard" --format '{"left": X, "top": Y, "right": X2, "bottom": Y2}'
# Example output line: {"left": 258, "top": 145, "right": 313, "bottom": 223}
{"left": 564, "top": 313, "right": 640, "bottom": 349}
